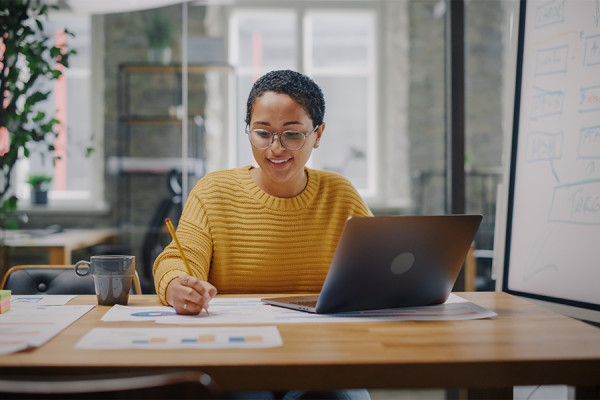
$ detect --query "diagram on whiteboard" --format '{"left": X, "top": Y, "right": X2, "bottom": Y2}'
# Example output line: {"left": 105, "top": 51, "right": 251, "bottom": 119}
{"left": 508, "top": 0, "right": 600, "bottom": 306}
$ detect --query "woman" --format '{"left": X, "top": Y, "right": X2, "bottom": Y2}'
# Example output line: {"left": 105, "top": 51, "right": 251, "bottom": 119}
{"left": 154, "top": 69, "right": 372, "bottom": 400}
{"left": 153, "top": 69, "right": 372, "bottom": 315}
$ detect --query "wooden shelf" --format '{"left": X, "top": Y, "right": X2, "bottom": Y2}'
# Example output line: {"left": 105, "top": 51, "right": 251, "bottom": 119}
{"left": 115, "top": 62, "right": 230, "bottom": 224}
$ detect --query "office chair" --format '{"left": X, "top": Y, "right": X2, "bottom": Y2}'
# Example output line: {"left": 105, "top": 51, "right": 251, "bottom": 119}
{"left": 0, "top": 265, "right": 142, "bottom": 295}
{"left": 140, "top": 168, "right": 183, "bottom": 294}
{"left": 0, "top": 369, "right": 217, "bottom": 399}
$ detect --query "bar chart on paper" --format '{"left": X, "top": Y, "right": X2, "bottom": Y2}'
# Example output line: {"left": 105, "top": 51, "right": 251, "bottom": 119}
{"left": 75, "top": 326, "right": 283, "bottom": 349}
{"left": 101, "top": 296, "right": 496, "bottom": 324}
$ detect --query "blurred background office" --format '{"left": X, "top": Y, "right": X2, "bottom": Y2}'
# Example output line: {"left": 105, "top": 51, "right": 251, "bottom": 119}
{"left": 1, "top": 0, "right": 515, "bottom": 294}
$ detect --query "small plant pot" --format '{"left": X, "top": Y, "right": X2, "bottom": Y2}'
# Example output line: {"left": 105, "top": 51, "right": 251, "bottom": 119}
{"left": 31, "top": 189, "right": 48, "bottom": 205}
{"left": 147, "top": 47, "right": 172, "bottom": 65}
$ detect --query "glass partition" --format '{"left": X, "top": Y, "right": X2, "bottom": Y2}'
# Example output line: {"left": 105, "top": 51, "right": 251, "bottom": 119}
{"left": 464, "top": 0, "right": 513, "bottom": 290}
{"left": 2, "top": 0, "right": 515, "bottom": 293}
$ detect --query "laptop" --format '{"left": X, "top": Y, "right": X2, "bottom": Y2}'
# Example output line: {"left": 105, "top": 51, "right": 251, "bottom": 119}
{"left": 262, "top": 214, "right": 482, "bottom": 314}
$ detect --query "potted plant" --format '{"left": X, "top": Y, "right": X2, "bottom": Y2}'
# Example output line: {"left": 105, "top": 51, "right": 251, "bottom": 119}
{"left": 144, "top": 14, "right": 173, "bottom": 64}
{"left": 0, "top": 0, "right": 75, "bottom": 226}
{"left": 27, "top": 174, "right": 52, "bottom": 205}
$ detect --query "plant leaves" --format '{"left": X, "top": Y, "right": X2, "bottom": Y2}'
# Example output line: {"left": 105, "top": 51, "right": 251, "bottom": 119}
{"left": 33, "top": 111, "right": 46, "bottom": 122}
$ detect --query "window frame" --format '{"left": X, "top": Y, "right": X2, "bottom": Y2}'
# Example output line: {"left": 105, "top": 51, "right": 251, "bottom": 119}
{"left": 227, "top": 2, "right": 379, "bottom": 200}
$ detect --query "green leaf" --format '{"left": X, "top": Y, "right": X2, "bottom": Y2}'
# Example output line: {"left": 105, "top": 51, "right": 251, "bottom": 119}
{"left": 25, "top": 91, "right": 50, "bottom": 107}
{"left": 40, "top": 121, "right": 57, "bottom": 132}
{"left": 3, "top": 196, "right": 18, "bottom": 212}
{"left": 6, "top": 221, "right": 19, "bottom": 230}
{"left": 33, "top": 111, "right": 46, "bottom": 122}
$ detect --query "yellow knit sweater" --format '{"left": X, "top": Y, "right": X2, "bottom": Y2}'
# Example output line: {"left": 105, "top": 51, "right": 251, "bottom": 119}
{"left": 153, "top": 166, "right": 372, "bottom": 305}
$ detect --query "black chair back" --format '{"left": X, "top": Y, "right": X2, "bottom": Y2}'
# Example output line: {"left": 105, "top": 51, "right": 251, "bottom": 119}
{"left": 140, "top": 168, "right": 183, "bottom": 293}
{"left": 0, "top": 265, "right": 141, "bottom": 295}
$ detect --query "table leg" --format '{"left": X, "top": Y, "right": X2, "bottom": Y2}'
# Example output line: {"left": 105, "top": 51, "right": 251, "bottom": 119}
{"left": 575, "top": 386, "right": 600, "bottom": 399}
{"left": 1, "top": 245, "right": 9, "bottom": 281}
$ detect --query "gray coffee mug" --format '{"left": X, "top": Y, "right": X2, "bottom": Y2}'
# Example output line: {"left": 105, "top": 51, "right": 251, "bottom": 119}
{"left": 75, "top": 255, "right": 135, "bottom": 306}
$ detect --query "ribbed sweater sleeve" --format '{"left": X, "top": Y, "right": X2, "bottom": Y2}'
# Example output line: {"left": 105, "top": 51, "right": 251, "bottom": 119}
{"left": 153, "top": 166, "right": 372, "bottom": 305}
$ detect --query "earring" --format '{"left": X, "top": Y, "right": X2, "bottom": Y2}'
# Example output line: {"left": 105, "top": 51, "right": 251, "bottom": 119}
{"left": 314, "top": 140, "right": 320, "bottom": 148}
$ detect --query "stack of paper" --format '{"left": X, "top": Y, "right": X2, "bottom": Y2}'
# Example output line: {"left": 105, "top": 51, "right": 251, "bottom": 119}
{"left": 0, "top": 290, "right": 10, "bottom": 314}
{"left": 0, "top": 295, "right": 93, "bottom": 355}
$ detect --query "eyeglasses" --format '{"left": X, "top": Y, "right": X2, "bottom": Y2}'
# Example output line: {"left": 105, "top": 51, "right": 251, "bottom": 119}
{"left": 245, "top": 125, "right": 320, "bottom": 151}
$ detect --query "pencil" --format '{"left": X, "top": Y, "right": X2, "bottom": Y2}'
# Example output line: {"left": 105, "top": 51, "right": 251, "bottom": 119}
{"left": 164, "top": 218, "right": 192, "bottom": 275}
{"left": 165, "top": 218, "right": 209, "bottom": 316}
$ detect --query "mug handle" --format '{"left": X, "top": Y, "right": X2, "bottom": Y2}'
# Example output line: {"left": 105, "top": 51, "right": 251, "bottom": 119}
{"left": 75, "top": 260, "right": 91, "bottom": 276}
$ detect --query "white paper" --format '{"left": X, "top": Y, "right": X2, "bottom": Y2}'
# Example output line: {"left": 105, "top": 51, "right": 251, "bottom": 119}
{"left": 10, "top": 295, "right": 76, "bottom": 308}
{"left": 0, "top": 305, "right": 94, "bottom": 354}
{"left": 445, "top": 293, "right": 468, "bottom": 303}
{"left": 75, "top": 326, "right": 283, "bottom": 349}
{"left": 0, "top": 341, "right": 28, "bottom": 355}
{"left": 101, "top": 304, "right": 178, "bottom": 321}
{"left": 100, "top": 296, "right": 497, "bottom": 325}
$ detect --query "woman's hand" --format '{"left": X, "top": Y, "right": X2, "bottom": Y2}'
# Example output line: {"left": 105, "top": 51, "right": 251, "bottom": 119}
{"left": 166, "top": 275, "right": 217, "bottom": 315}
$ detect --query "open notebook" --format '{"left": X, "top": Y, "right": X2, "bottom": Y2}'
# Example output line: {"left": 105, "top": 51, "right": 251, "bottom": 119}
{"left": 263, "top": 214, "right": 482, "bottom": 314}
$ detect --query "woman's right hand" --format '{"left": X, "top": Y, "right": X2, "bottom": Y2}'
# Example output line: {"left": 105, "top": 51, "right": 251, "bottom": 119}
{"left": 165, "top": 275, "right": 217, "bottom": 315}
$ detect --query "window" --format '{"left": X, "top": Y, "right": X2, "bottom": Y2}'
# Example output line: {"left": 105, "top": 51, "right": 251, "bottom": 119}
{"left": 229, "top": 6, "right": 377, "bottom": 198}
{"left": 230, "top": 10, "right": 297, "bottom": 168}
{"left": 305, "top": 11, "right": 376, "bottom": 197}
{"left": 15, "top": 12, "right": 102, "bottom": 210}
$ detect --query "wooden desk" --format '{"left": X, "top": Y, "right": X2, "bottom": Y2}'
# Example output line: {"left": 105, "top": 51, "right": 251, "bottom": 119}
{"left": 1, "top": 228, "right": 118, "bottom": 269}
{"left": 1, "top": 292, "right": 599, "bottom": 397}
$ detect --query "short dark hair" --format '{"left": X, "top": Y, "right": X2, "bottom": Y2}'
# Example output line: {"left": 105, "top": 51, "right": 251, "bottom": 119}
{"left": 245, "top": 70, "right": 326, "bottom": 127}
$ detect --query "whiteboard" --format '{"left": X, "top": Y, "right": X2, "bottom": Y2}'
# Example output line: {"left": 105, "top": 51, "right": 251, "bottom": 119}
{"left": 503, "top": 0, "right": 600, "bottom": 313}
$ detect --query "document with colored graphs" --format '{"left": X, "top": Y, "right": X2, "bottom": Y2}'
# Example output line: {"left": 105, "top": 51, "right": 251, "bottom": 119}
{"left": 75, "top": 326, "right": 283, "bottom": 349}
{"left": 101, "top": 294, "right": 497, "bottom": 325}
